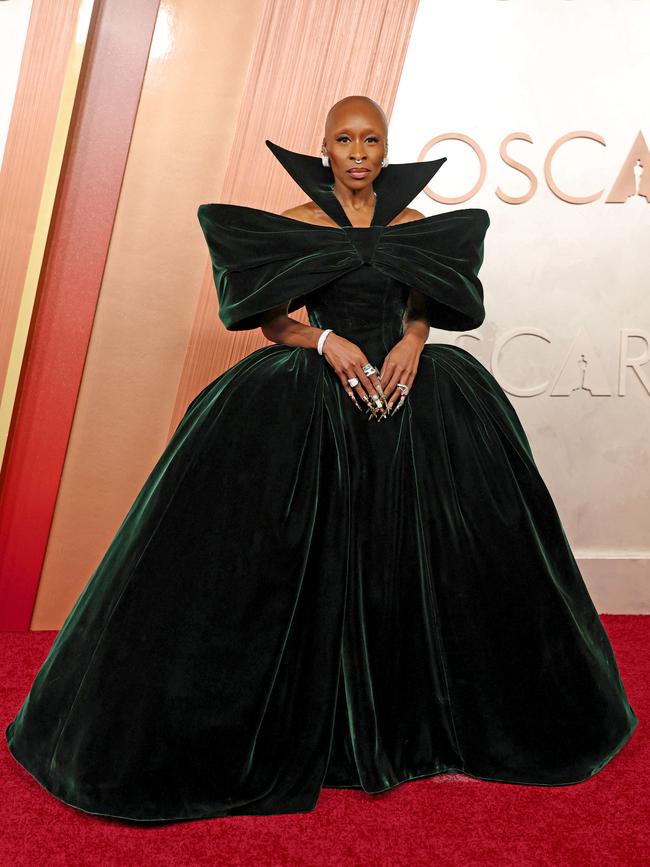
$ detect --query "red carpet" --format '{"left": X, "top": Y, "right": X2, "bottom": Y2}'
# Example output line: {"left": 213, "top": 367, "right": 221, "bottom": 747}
{"left": 1, "top": 617, "right": 647, "bottom": 866}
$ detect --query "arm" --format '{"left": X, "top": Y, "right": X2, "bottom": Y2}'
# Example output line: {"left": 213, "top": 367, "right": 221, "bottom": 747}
{"left": 401, "top": 287, "right": 430, "bottom": 349}
{"left": 397, "top": 208, "right": 431, "bottom": 350}
{"left": 260, "top": 302, "right": 324, "bottom": 350}
{"left": 260, "top": 283, "right": 430, "bottom": 349}
{"left": 378, "top": 290, "right": 429, "bottom": 413}
{"left": 260, "top": 301, "right": 386, "bottom": 416}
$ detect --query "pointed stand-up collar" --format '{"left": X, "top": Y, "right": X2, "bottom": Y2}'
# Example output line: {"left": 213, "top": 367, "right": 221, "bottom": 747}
{"left": 265, "top": 139, "right": 447, "bottom": 229}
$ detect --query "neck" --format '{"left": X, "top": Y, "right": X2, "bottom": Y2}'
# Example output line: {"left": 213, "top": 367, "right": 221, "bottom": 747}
{"left": 329, "top": 182, "right": 376, "bottom": 215}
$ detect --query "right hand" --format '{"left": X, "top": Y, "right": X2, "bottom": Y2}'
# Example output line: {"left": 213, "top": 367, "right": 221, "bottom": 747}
{"left": 320, "top": 332, "right": 388, "bottom": 418}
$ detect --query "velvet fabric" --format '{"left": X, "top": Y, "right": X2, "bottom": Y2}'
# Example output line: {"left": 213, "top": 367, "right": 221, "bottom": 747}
{"left": 5, "top": 139, "right": 638, "bottom": 823}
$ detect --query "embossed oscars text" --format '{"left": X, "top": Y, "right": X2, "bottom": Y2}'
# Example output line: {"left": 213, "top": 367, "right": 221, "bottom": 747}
{"left": 455, "top": 328, "right": 650, "bottom": 397}
{"left": 418, "top": 131, "right": 649, "bottom": 205}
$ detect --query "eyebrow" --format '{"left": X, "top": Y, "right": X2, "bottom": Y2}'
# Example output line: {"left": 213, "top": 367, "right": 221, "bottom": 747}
{"left": 333, "top": 129, "right": 382, "bottom": 136}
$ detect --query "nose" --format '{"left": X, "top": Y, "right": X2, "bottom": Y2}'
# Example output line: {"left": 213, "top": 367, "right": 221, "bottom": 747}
{"left": 349, "top": 144, "right": 368, "bottom": 162}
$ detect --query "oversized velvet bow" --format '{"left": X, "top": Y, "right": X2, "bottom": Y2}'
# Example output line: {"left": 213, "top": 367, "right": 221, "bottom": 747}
{"left": 197, "top": 139, "right": 490, "bottom": 333}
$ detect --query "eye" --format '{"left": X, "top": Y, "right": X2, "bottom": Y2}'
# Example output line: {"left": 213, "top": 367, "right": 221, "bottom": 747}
{"left": 336, "top": 135, "right": 380, "bottom": 143}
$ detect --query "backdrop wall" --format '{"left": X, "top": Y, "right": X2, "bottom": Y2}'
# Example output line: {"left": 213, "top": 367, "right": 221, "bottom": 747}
{"left": 1, "top": 0, "right": 646, "bottom": 628}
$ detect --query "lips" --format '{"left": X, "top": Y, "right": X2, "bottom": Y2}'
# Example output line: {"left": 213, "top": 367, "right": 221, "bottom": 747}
{"left": 348, "top": 168, "right": 369, "bottom": 177}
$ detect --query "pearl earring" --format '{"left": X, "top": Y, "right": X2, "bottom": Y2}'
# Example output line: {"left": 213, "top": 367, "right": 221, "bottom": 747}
{"left": 381, "top": 154, "right": 389, "bottom": 167}
{"left": 321, "top": 152, "right": 330, "bottom": 167}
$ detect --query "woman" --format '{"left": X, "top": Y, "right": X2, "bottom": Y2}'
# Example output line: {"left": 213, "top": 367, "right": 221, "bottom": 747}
{"left": 5, "top": 96, "right": 638, "bottom": 823}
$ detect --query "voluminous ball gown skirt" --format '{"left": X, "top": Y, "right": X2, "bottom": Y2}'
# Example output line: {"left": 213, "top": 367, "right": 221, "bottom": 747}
{"left": 5, "top": 274, "right": 638, "bottom": 822}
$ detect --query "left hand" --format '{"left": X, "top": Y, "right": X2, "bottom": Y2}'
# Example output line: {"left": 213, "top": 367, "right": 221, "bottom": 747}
{"left": 378, "top": 333, "right": 425, "bottom": 414}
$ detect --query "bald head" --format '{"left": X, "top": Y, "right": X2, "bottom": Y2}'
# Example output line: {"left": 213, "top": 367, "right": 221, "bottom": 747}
{"left": 324, "top": 96, "right": 388, "bottom": 142}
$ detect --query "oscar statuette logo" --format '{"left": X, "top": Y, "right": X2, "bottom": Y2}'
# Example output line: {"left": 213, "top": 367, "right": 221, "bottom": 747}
{"left": 454, "top": 327, "right": 649, "bottom": 398}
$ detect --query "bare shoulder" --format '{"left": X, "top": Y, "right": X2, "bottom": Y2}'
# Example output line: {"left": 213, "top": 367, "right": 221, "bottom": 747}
{"left": 280, "top": 202, "right": 313, "bottom": 221}
{"left": 280, "top": 201, "right": 333, "bottom": 227}
{"left": 390, "top": 207, "right": 427, "bottom": 226}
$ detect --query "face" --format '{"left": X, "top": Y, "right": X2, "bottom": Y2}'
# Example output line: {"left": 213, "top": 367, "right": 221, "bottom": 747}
{"left": 323, "top": 103, "right": 387, "bottom": 189}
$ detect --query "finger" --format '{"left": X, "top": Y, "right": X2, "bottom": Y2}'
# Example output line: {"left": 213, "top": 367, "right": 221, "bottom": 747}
{"left": 381, "top": 362, "right": 402, "bottom": 407}
{"left": 365, "top": 364, "right": 390, "bottom": 414}
{"left": 385, "top": 368, "right": 408, "bottom": 413}
{"left": 342, "top": 361, "right": 370, "bottom": 400}
{"left": 386, "top": 386, "right": 401, "bottom": 414}
{"left": 338, "top": 373, "right": 364, "bottom": 412}
{"left": 392, "top": 370, "right": 416, "bottom": 414}
{"left": 357, "top": 365, "right": 385, "bottom": 416}
{"left": 394, "top": 393, "right": 407, "bottom": 413}
{"left": 359, "top": 385, "right": 382, "bottom": 418}
{"left": 385, "top": 378, "right": 406, "bottom": 414}
{"left": 368, "top": 374, "right": 388, "bottom": 417}
{"left": 403, "top": 368, "right": 417, "bottom": 392}
{"left": 347, "top": 371, "right": 377, "bottom": 416}
{"left": 345, "top": 374, "right": 375, "bottom": 416}
{"left": 384, "top": 376, "right": 401, "bottom": 411}
{"left": 373, "top": 374, "right": 389, "bottom": 410}
{"left": 346, "top": 388, "right": 363, "bottom": 412}
{"left": 392, "top": 384, "right": 410, "bottom": 414}
{"left": 356, "top": 388, "right": 377, "bottom": 416}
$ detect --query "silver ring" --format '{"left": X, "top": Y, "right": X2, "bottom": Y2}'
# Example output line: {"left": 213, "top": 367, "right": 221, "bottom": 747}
{"left": 396, "top": 383, "right": 410, "bottom": 395}
{"left": 362, "top": 363, "right": 376, "bottom": 376}
{"left": 347, "top": 377, "right": 359, "bottom": 387}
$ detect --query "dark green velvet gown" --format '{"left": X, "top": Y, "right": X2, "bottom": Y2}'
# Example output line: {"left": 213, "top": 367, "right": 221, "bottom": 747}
{"left": 5, "top": 140, "right": 638, "bottom": 823}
